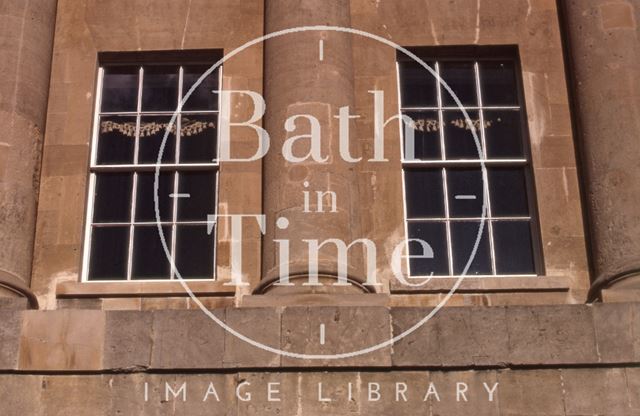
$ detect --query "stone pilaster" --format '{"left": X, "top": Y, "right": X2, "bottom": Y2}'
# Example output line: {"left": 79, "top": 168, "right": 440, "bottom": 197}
{"left": 560, "top": 1, "right": 640, "bottom": 300}
{"left": 0, "top": 0, "right": 57, "bottom": 306}
{"left": 257, "top": 0, "right": 370, "bottom": 294}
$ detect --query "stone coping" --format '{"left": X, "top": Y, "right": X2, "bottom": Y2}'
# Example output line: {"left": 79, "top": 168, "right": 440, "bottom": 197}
{"left": 0, "top": 303, "right": 638, "bottom": 372}
{"left": 56, "top": 280, "right": 236, "bottom": 298}
{"left": 389, "top": 276, "right": 571, "bottom": 294}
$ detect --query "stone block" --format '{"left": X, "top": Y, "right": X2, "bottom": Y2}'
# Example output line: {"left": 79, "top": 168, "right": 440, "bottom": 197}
{"left": 0, "top": 310, "right": 23, "bottom": 369}
{"left": 0, "top": 375, "right": 43, "bottom": 415}
{"left": 19, "top": 310, "right": 105, "bottom": 371}
{"left": 236, "top": 372, "right": 299, "bottom": 415}
{"left": 562, "top": 368, "right": 631, "bottom": 415}
{"left": 103, "top": 311, "right": 153, "bottom": 370}
{"left": 497, "top": 369, "right": 565, "bottom": 415}
{"left": 302, "top": 372, "right": 362, "bottom": 415}
{"left": 592, "top": 303, "right": 635, "bottom": 363}
{"left": 506, "top": 305, "right": 598, "bottom": 365}
{"left": 627, "top": 367, "right": 640, "bottom": 414}
{"left": 428, "top": 370, "right": 500, "bottom": 416}
{"left": 172, "top": 374, "right": 238, "bottom": 416}
{"left": 436, "top": 306, "right": 509, "bottom": 367}
{"left": 40, "top": 375, "right": 111, "bottom": 416}
{"left": 150, "top": 309, "right": 225, "bottom": 369}
{"left": 359, "top": 371, "right": 429, "bottom": 415}
{"left": 0, "top": 297, "right": 28, "bottom": 309}
{"left": 223, "top": 307, "right": 281, "bottom": 368}
{"left": 390, "top": 308, "right": 441, "bottom": 367}
{"left": 280, "top": 306, "right": 392, "bottom": 367}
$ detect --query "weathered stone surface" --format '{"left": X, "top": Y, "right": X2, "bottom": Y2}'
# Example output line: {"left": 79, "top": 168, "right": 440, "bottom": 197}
{"left": 497, "top": 370, "right": 565, "bottom": 416}
{"left": 103, "top": 311, "right": 153, "bottom": 370}
{"left": 236, "top": 372, "right": 299, "bottom": 415}
{"left": 627, "top": 367, "right": 640, "bottom": 414}
{"left": 19, "top": 310, "right": 105, "bottom": 371}
{"left": 0, "top": 297, "right": 28, "bottom": 310}
{"left": 0, "top": 375, "right": 43, "bottom": 416}
{"left": 280, "top": 306, "right": 392, "bottom": 367}
{"left": 41, "top": 375, "right": 111, "bottom": 416}
{"left": 562, "top": 368, "right": 631, "bottom": 416}
{"left": 150, "top": 309, "right": 225, "bottom": 369}
{"left": 592, "top": 302, "right": 636, "bottom": 363}
{"left": 0, "top": 310, "right": 22, "bottom": 369}
{"left": 506, "top": 305, "right": 598, "bottom": 364}
{"left": 224, "top": 307, "right": 281, "bottom": 368}
{"left": 428, "top": 370, "right": 500, "bottom": 416}
{"left": 390, "top": 308, "right": 441, "bottom": 367}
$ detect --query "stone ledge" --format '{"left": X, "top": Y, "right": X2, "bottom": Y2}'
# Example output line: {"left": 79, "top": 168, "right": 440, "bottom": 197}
{"left": 56, "top": 280, "right": 236, "bottom": 298}
{"left": 0, "top": 303, "right": 638, "bottom": 371}
{"left": 390, "top": 276, "right": 571, "bottom": 294}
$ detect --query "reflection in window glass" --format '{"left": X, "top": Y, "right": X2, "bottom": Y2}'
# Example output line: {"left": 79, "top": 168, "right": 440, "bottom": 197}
{"left": 443, "top": 110, "right": 482, "bottom": 159}
{"left": 440, "top": 61, "right": 477, "bottom": 106}
{"left": 101, "top": 66, "right": 139, "bottom": 112}
{"left": 142, "top": 66, "right": 179, "bottom": 111}
{"left": 131, "top": 226, "right": 172, "bottom": 280}
{"left": 180, "top": 114, "right": 218, "bottom": 163}
{"left": 183, "top": 66, "right": 219, "bottom": 111}
{"left": 484, "top": 110, "right": 524, "bottom": 159}
{"left": 176, "top": 225, "right": 215, "bottom": 279}
{"left": 407, "top": 221, "right": 449, "bottom": 276}
{"left": 480, "top": 61, "right": 518, "bottom": 106}
{"left": 403, "top": 111, "right": 441, "bottom": 160}
{"left": 399, "top": 61, "right": 437, "bottom": 108}
{"left": 96, "top": 116, "right": 136, "bottom": 165}
{"left": 138, "top": 116, "right": 176, "bottom": 164}
{"left": 88, "top": 226, "right": 129, "bottom": 280}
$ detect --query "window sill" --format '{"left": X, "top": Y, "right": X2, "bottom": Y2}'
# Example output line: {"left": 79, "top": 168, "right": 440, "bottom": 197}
{"left": 56, "top": 280, "right": 235, "bottom": 298}
{"left": 389, "top": 276, "right": 571, "bottom": 294}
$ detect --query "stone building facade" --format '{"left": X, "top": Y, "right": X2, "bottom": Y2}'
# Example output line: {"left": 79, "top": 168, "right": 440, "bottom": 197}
{"left": 0, "top": 0, "right": 639, "bottom": 414}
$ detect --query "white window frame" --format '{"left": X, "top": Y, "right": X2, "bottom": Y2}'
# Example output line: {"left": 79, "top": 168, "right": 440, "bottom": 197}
{"left": 81, "top": 61, "right": 223, "bottom": 282}
{"left": 396, "top": 56, "right": 541, "bottom": 279}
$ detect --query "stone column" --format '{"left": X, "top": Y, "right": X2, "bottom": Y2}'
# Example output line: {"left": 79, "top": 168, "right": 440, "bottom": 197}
{"left": 560, "top": 1, "right": 640, "bottom": 300}
{"left": 256, "top": 0, "right": 371, "bottom": 294}
{"left": 0, "top": 0, "right": 57, "bottom": 306}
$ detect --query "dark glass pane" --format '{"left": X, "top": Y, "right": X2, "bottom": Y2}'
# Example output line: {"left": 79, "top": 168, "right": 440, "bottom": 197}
{"left": 88, "top": 226, "right": 129, "bottom": 280}
{"left": 131, "top": 226, "right": 172, "bottom": 280}
{"left": 135, "top": 172, "right": 174, "bottom": 222}
{"left": 177, "top": 171, "right": 216, "bottom": 221}
{"left": 180, "top": 114, "right": 218, "bottom": 163}
{"left": 93, "top": 173, "right": 133, "bottom": 223}
{"left": 402, "top": 111, "right": 441, "bottom": 160}
{"left": 101, "top": 66, "right": 139, "bottom": 112}
{"left": 493, "top": 220, "right": 536, "bottom": 274}
{"left": 96, "top": 116, "right": 136, "bottom": 165}
{"left": 489, "top": 167, "right": 530, "bottom": 217}
{"left": 138, "top": 116, "right": 176, "bottom": 164}
{"left": 399, "top": 61, "right": 437, "bottom": 108}
{"left": 480, "top": 61, "right": 518, "bottom": 106}
{"left": 447, "top": 168, "right": 486, "bottom": 218}
{"left": 175, "top": 225, "right": 215, "bottom": 279}
{"left": 440, "top": 61, "right": 478, "bottom": 106}
{"left": 182, "top": 65, "right": 219, "bottom": 111}
{"left": 142, "top": 66, "right": 179, "bottom": 111}
{"left": 484, "top": 110, "right": 524, "bottom": 159}
{"left": 407, "top": 221, "right": 449, "bottom": 276}
{"left": 451, "top": 221, "right": 492, "bottom": 275}
{"left": 443, "top": 110, "right": 482, "bottom": 159}
{"left": 404, "top": 169, "right": 445, "bottom": 218}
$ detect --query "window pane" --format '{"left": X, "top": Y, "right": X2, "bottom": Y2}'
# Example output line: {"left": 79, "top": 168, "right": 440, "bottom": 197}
{"left": 407, "top": 221, "right": 449, "bottom": 276}
{"left": 399, "top": 61, "right": 437, "bottom": 108}
{"left": 88, "top": 226, "right": 129, "bottom": 280}
{"left": 177, "top": 171, "right": 217, "bottom": 221}
{"left": 131, "top": 226, "right": 172, "bottom": 279}
{"left": 135, "top": 172, "right": 174, "bottom": 222}
{"left": 480, "top": 61, "right": 518, "bottom": 106}
{"left": 180, "top": 114, "right": 218, "bottom": 163}
{"left": 101, "top": 66, "right": 139, "bottom": 112}
{"left": 404, "top": 168, "right": 444, "bottom": 218}
{"left": 443, "top": 110, "right": 482, "bottom": 159}
{"left": 440, "top": 61, "right": 477, "bottom": 106}
{"left": 447, "top": 168, "right": 485, "bottom": 218}
{"left": 142, "top": 66, "right": 179, "bottom": 111}
{"left": 489, "top": 167, "right": 529, "bottom": 217}
{"left": 93, "top": 173, "right": 133, "bottom": 223}
{"left": 175, "top": 225, "right": 215, "bottom": 279}
{"left": 96, "top": 116, "right": 136, "bottom": 165}
{"left": 493, "top": 220, "right": 535, "bottom": 274}
{"left": 138, "top": 116, "right": 176, "bottom": 164}
{"left": 403, "top": 111, "right": 441, "bottom": 160}
{"left": 182, "top": 65, "right": 219, "bottom": 111}
{"left": 451, "top": 221, "right": 492, "bottom": 275}
{"left": 484, "top": 110, "right": 524, "bottom": 159}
